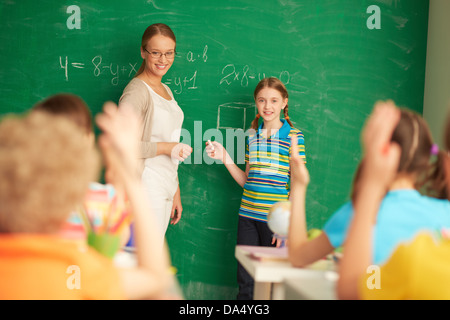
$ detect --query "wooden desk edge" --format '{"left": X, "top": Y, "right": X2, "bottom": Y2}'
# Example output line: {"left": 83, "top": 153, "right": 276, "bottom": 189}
{"left": 235, "top": 245, "right": 337, "bottom": 283}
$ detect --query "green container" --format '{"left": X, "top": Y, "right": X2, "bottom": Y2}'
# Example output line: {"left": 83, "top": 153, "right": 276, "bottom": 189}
{"left": 87, "top": 233, "right": 121, "bottom": 259}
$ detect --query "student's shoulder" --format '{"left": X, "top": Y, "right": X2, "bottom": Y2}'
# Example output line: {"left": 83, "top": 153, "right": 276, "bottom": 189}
{"left": 288, "top": 127, "right": 305, "bottom": 144}
{"left": 394, "top": 192, "right": 450, "bottom": 218}
{"left": 421, "top": 195, "right": 450, "bottom": 212}
{"left": 410, "top": 191, "right": 449, "bottom": 205}
{"left": 74, "top": 246, "right": 125, "bottom": 299}
{"left": 288, "top": 127, "right": 304, "bottom": 137}
{"left": 328, "top": 200, "right": 354, "bottom": 221}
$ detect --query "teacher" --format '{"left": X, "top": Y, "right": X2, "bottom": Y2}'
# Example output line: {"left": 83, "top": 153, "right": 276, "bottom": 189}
{"left": 119, "top": 23, "right": 192, "bottom": 242}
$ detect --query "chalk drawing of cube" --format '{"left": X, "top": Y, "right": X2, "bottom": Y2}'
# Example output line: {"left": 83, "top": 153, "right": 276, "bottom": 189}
{"left": 217, "top": 102, "right": 256, "bottom": 130}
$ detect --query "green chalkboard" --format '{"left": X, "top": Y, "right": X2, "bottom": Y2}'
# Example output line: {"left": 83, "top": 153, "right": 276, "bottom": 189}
{"left": 0, "top": 0, "right": 429, "bottom": 299}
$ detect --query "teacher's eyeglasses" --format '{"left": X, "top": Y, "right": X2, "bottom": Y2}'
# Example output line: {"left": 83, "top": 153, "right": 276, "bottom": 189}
{"left": 144, "top": 48, "right": 176, "bottom": 60}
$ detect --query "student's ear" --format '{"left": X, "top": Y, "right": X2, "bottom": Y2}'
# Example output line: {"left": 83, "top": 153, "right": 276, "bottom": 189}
{"left": 140, "top": 47, "right": 146, "bottom": 60}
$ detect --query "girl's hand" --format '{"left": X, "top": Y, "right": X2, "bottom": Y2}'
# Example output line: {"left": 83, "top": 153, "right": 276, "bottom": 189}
{"left": 271, "top": 235, "right": 287, "bottom": 248}
{"left": 171, "top": 143, "right": 193, "bottom": 162}
{"left": 205, "top": 141, "right": 227, "bottom": 162}
{"left": 290, "top": 136, "right": 310, "bottom": 187}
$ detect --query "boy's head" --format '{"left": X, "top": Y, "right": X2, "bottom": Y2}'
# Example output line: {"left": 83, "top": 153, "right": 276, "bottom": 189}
{"left": 0, "top": 111, "right": 99, "bottom": 233}
{"left": 33, "top": 94, "right": 93, "bottom": 135}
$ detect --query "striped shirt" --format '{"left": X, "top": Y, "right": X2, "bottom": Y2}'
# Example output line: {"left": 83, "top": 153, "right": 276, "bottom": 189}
{"left": 238, "top": 119, "right": 306, "bottom": 222}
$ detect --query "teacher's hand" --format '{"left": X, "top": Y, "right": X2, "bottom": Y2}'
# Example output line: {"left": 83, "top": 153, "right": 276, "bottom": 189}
{"left": 170, "top": 143, "right": 193, "bottom": 162}
{"left": 171, "top": 186, "right": 182, "bottom": 225}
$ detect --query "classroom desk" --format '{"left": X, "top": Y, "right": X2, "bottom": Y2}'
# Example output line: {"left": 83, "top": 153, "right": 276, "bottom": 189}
{"left": 235, "top": 245, "right": 337, "bottom": 300}
{"left": 283, "top": 271, "right": 338, "bottom": 300}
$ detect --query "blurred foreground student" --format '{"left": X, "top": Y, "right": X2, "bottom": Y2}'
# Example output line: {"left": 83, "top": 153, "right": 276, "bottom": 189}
{"left": 288, "top": 103, "right": 450, "bottom": 269}
{"left": 33, "top": 94, "right": 131, "bottom": 246}
{"left": 0, "top": 102, "right": 173, "bottom": 299}
{"left": 338, "top": 104, "right": 450, "bottom": 300}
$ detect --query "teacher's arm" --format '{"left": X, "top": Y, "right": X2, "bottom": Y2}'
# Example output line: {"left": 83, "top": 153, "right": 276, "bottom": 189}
{"left": 119, "top": 79, "right": 192, "bottom": 162}
{"left": 119, "top": 79, "right": 158, "bottom": 159}
{"left": 157, "top": 142, "right": 192, "bottom": 162}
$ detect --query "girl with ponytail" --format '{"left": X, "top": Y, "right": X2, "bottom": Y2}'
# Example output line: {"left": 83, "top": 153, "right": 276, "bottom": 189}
{"left": 206, "top": 77, "right": 306, "bottom": 299}
{"left": 335, "top": 104, "right": 450, "bottom": 300}
{"left": 250, "top": 77, "right": 295, "bottom": 130}
{"left": 289, "top": 102, "right": 450, "bottom": 272}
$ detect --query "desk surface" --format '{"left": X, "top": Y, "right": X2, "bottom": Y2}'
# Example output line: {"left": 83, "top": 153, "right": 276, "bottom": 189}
{"left": 235, "top": 245, "right": 336, "bottom": 283}
{"left": 283, "top": 272, "right": 338, "bottom": 300}
{"left": 235, "top": 245, "right": 338, "bottom": 300}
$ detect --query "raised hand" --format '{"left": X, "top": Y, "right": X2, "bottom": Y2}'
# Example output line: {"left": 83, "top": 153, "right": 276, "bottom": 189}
{"left": 290, "top": 135, "right": 310, "bottom": 187}
{"left": 360, "top": 100, "right": 401, "bottom": 190}
{"left": 95, "top": 101, "right": 141, "bottom": 182}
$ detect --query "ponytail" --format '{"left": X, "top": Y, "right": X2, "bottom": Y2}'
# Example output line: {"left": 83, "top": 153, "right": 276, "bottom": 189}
{"left": 135, "top": 61, "right": 146, "bottom": 78}
{"left": 444, "top": 108, "right": 450, "bottom": 199}
{"left": 283, "top": 105, "right": 294, "bottom": 128}
{"left": 445, "top": 153, "right": 450, "bottom": 200}
{"left": 251, "top": 114, "right": 260, "bottom": 130}
{"left": 391, "top": 109, "right": 448, "bottom": 199}
{"left": 423, "top": 147, "right": 450, "bottom": 200}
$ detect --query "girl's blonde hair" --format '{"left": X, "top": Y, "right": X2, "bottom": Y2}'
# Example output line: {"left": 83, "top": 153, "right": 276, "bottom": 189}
{"left": 135, "top": 23, "right": 176, "bottom": 77}
{"left": 251, "top": 77, "right": 293, "bottom": 130}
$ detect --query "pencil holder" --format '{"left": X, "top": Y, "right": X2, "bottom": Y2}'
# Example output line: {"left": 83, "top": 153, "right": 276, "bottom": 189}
{"left": 87, "top": 232, "right": 121, "bottom": 259}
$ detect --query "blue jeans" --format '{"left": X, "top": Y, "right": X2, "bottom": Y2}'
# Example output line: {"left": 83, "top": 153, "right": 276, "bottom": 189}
{"left": 236, "top": 216, "right": 275, "bottom": 300}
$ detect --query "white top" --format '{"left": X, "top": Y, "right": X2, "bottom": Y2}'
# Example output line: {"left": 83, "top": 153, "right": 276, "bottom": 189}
{"left": 143, "top": 82, "right": 184, "bottom": 197}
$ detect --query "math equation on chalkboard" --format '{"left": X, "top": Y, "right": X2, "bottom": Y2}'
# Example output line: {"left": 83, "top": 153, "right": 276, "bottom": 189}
{"left": 58, "top": 52, "right": 290, "bottom": 91}
{"left": 58, "top": 54, "right": 200, "bottom": 91}
{"left": 219, "top": 64, "right": 290, "bottom": 87}
{"left": 59, "top": 55, "right": 138, "bottom": 86}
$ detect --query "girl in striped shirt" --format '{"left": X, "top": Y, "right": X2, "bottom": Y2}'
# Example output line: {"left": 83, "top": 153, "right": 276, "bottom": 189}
{"left": 206, "top": 77, "right": 306, "bottom": 300}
